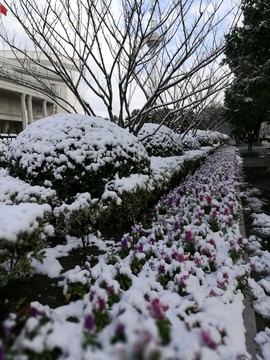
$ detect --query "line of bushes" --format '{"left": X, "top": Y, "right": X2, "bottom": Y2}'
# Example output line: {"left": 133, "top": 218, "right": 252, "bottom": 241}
{"left": 0, "top": 115, "right": 228, "bottom": 285}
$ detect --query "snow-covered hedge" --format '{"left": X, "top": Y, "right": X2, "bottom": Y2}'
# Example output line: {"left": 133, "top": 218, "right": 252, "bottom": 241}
{"left": 53, "top": 193, "right": 100, "bottom": 245}
{"left": 0, "top": 137, "right": 13, "bottom": 168}
{"left": 0, "top": 169, "right": 58, "bottom": 205}
{"left": 8, "top": 114, "right": 151, "bottom": 202}
{"left": 138, "top": 123, "right": 183, "bottom": 157}
{"left": 181, "top": 134, "right": 201, "bottom": 151}
{"left": 0, "top": 203, "right": 53, "bottom": 286}
{"left": 3, "top": 116, "right": 226, "bottom": 250}
{"left": 193, "top": 130, "right": 229, "bottom": 147}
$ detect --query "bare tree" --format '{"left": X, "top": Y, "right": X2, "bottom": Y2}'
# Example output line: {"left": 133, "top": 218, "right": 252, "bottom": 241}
{"left": 150, "top": 57, "right": 233, "bottom": 134}
{"left": 0, "top": 0, "right": 241, "bottom": 134}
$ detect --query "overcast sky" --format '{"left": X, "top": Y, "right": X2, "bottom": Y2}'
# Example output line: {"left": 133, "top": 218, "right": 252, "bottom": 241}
{"left": 0, "top": 0, "right": 242, "bottom": 118}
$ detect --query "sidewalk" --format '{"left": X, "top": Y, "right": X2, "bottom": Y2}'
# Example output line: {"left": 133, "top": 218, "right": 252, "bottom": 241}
{"left": 237, "top": 141, "right": 270, "bottom": 359}
{"left": 237, "top": 140, "right": 270, "bottom": 167}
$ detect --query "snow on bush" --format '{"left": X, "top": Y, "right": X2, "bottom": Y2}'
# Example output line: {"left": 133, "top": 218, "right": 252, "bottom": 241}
{"left": 0, "top": 203, "right": 53, "bottom": 286}
{"left": 0, "top": 169, "right": 57, "bottom": 205}
{"left": 181, "top": 133, "right": 201, "bottom": 151}
{"left": 8, "top": 114, "right": 151, "bottom": 202}
{"left": 193, "top": 130, "right": 228, "bottom": 147}
{"left": 0, "top": 137, "right": 14, "bottom": 168}
{"left": 7, "top": 145, "right": 251, "bottom": 360}
{"left": 53, "top": 193, "right": 100, "bottom": 245}
{"left": 138, "top": 123, "right": 183, "bottom": 157}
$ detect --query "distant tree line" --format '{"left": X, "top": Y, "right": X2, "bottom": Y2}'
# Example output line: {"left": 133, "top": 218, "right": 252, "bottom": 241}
{"left": 223, "top": 0, "right": 270, "bottom": 134}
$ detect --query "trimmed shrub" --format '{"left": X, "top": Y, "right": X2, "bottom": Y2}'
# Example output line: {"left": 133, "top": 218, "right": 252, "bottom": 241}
{"left": 0, "top": 203, "right": 53, "bottom": 287}
{"left": 181, "top": 135, "right": 200, "bottom": 151}
{"left": 193, "top": 130, "right": 229, "bottom": 147}
{"left": 137, "top": 123, "right": 183, "bottom": 157}
{"left": 0, "top": 137, "right": 14, "bottom": 168}
{"left": 0, "top": 170, "right": 58, "bottom": 206}
{"left": 100, "top": 174, "right": 153, "bottom": 233}
{"left": 53, "top": 193, "right": 100, "bottom": 246}
{"left": 8, "top": 114, "right": 151, "bottom": 202}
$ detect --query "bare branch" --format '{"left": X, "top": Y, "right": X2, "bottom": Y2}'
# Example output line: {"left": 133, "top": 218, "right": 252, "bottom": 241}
{"left": 1, "top": 0, "right": 241, "bottom": 131}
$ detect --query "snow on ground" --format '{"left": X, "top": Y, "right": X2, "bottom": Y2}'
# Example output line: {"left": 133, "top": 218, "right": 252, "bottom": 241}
{"left": 255, "top": 328, "right": 270, "bottom": 360}
{"left": 0, "top": 144, "right": 256, "bottom": 360}
{"left": 252, "top": 213, "right": 270, "bottom": 237}
{"left": 243, "top": 183, "right": 270, "bottom": 359}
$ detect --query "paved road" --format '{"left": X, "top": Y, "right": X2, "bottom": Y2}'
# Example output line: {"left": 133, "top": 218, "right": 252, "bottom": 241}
{"left": 238, "top": 140, "right": 270, "bottom": 168}
{"left": 237, "top": 141, "right": 270, "bottom": 359}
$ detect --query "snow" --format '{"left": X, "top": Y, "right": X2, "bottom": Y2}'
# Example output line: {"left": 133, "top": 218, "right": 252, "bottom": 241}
{"left": 243, "top": 180, "right": 270, "bottom": 359}
{"left": 252, "top": 213, "right": 270, "bottom": 236}
{"left": 0, "top": 202, "right": 52, "bottom": 243}
{"left": 256, "top": 328, "right": 270, "bottom": 360}
{"left": 0, "top": 114, "right": 268, "bottom": 359}
{"left": 0, "top": 168, "right": 57, "bottom": 204}
{"left": 7, "top": 114, "right": 151, "bottom": 202}
{"left": 138, "top": 123, "right": 184, "bottom": 156}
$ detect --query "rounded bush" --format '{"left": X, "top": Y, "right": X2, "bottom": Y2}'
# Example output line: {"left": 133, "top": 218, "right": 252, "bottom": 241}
{"left": 194, "top": 130, "right": 228, "bottom": 147}
{"left": 181, "top": 134, "right": 200, "bottom": 151}
{"left": 137, "top": 123, "right": 183, "bottom": 157}
{"left": 8, "top": 114, "right": 151, "bottom": 201}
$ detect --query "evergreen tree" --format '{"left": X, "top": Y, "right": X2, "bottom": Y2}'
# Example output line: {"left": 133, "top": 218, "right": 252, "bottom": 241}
{"left": 223, "top": 0, "right": 270, "bottom": 132}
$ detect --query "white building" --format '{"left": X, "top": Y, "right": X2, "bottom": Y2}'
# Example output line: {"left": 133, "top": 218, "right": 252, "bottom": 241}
{"left": 0, "top": 50, "right": 84, "bottom": 134}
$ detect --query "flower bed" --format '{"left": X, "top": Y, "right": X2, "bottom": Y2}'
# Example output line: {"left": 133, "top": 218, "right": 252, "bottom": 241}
{"left": 1, "top": 145, "right": 252, "bottom": 360}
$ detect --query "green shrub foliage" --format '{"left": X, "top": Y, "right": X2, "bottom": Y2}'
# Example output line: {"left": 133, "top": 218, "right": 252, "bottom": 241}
{"left": 0, "top": 137, "right": 14, "bottom": 168}
{"left": 8, "top": 114, "right": 151, "bottom": 202}
{"left": 138, "top": 123, "right": 183, "bottom": 157}
{"left": 0, "top": 203, "right": 53, "bottom": 287}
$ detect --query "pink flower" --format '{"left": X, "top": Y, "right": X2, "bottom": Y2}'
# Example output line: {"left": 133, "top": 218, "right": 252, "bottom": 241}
{"left": 179, "top": 274, "right": 189, "bottom": 287}
{"left": 137, "top": 243, "right": 144, "bottom": 253}
{"left": 207, "top": 238, "right": 216, "bottom": 246}
{"left": 121, "top": 234, "right": 131, "bottom": 249}
{"left": 201, "top": 330, "right": 218, "bottom": 349}
{"left": 222, "top": 272, "right": 229, "bottom": 279}
{"left": 84, "top": 314, "right": 95, "bottom": 331}
{"left": 107, "top": 286, "right": 115, "bottom": 296}
{"left": 210, "top": 208, "right": 217, "bottom": 218}
{"left": 173, "top": 220, "right": 180, "bottom": 231}
{"left": 97, "top": 297, "right": 106, "bottom": 311}
{"left": 185, "top": 229, "right": 193, "bottom": 242}
{"left": 217, "top": 280, "right": 226, "bottom": 287}
{"left": 237, "top": 237, "right": 243, "bottom": 245}
{"left": 158, "top": 264, "right": 165, "bottom": 274}
{"left": 149, "top": 236, "right": 156, "bottom": 245}
{"left": 148, "top": 298, "right": 169, "bottom": 320}
{"left": 206, "top": 195, "right": 212, "bottom": 205}
{"left": 133, "top": 223, "right": 143, "bottom": 234}
{"left": 177, "top": 253, "right": 188, "bottom": 262}
{"left": 229, "top": 240, "right": 235, "bottom": 247}
{"left": 89, "top": 291, "right": 95, "bottom": 301}
{"left": 209, "top": 289, "right": 218, "bottom": 297}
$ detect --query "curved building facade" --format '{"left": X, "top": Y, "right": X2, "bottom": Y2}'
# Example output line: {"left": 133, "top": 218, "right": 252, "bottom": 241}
{"left": 0, "top": 50, "right": 83, "bottom": 134}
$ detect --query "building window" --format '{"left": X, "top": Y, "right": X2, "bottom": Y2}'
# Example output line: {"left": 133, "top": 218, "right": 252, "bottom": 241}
{"left": 36, "top": 107, "right": 42, "bottom": 115}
